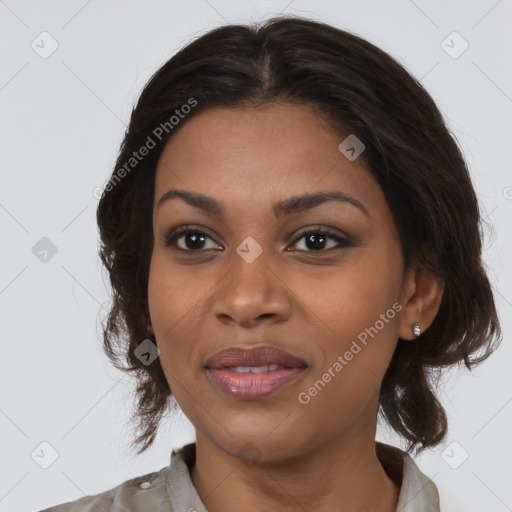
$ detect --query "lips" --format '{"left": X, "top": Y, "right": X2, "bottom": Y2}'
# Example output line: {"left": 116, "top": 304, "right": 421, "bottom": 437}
{"left": 204, "top": 345, "right": 309, "bottom": 400}
{"left": 204, "top": 345, "right": 308, "bottom": 370}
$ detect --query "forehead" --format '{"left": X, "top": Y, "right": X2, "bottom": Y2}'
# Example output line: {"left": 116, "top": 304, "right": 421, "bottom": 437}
{"left": 154, "top": 102, "right": 381, "bottom": 214}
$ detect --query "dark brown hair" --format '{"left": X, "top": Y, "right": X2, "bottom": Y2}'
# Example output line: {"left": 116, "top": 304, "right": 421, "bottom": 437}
{"left": 96, "top": 15, "right": 501, "bottom": 455}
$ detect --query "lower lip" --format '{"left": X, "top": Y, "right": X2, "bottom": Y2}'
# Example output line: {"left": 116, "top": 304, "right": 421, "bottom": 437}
{"left": 206, "top": 367, "right": 307, "bottom": 400}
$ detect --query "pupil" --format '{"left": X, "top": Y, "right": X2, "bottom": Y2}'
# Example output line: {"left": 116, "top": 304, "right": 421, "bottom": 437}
{"left": 306, "top": 233, "right": 326, "bottom": 250}
{"left": 182, "top": 232, "right": 329, "bottom": 251}
{"left": 186, "top": 232, "right": 206, "bottom": 249}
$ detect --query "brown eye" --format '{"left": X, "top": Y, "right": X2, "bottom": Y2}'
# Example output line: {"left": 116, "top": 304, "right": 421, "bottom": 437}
{"left": 290, "top": 229, "right": 353, "bottom": 252}
{"left": 163, "top": 226, "right": 353, "bottom": 254}
{"left": 163, "top": 226, "right": 222, "bottom": 252}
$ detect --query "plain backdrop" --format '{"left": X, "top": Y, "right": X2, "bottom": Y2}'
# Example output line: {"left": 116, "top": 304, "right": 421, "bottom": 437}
{"left": 0, "top": 1, "right": 511, "bottom": 511}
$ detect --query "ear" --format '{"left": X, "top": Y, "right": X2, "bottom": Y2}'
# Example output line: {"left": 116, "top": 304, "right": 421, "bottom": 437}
{"left": 398, "top": 261, "right": 444, "bottom": 340}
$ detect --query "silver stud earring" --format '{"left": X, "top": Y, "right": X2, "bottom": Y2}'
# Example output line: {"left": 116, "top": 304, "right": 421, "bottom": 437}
{"left": 412, "top": 322, "right": 421, "bottom": 338}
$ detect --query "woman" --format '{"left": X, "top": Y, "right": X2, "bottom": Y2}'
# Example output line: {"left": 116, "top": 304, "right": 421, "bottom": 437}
{"left": 41, "top": 15, "right": 501, "bottom": 512}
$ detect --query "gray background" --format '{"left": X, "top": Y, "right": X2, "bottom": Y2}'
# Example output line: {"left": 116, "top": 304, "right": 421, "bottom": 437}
{"left": 0, "top": 1, "right": 510, "bottom": 511}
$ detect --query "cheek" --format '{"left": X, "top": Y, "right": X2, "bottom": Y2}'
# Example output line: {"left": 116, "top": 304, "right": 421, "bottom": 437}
{"left": 294, "top": 282, "right": 401, "bottom": 434}
{"left": 290, "top": 250, "right": 402, "bottom": 342}
{"left": 147, "top": 262, "right": 208, "bottom": 421}
{"left": 148, "top": 249, "right": 205, "bottom": 329}
{"left": 147, "top": 254, "right": 197, "bottom": 369}
{"left": 291, "top": 243, "right": 403, "bottom": 401}
{"left": 147, "top": 250, "right": 222, "bottom": 405}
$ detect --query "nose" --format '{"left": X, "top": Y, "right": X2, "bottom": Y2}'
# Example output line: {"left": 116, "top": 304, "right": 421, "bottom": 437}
{"left": 211, "top": 247, "right": 293, "bottom": 328}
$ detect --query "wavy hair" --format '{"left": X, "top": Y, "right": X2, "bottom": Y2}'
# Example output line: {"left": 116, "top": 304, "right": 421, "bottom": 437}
{"left": 96, "top": 15, "right": 501, "bottom": 455}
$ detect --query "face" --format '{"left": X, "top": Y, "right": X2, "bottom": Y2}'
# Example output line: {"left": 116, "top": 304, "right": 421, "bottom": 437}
{"left": 148, "top": 102, "right": 409, "bottom": 461}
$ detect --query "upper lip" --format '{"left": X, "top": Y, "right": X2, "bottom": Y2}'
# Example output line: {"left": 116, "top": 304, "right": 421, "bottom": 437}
{"left": 204, "top": 345, "right": 308, "bottom": 369}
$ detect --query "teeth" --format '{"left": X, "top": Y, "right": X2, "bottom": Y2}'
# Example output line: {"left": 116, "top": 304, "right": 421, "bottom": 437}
{"left": 251, "top": 365, "right": 269, "bottom": 373}
{"left": 232, "top": 366, "right": 252, "bottom": 373}
{"left": 230, "top": 364, "right": 282, "bottom": 373}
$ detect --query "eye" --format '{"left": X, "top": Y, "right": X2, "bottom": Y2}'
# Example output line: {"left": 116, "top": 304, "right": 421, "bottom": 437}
{"left": 163, "top": 225, "right": 222, "bottom": 252}
{"left": 289, "top": 228, "right": 353, "bottom": 252}
{"left": 163, "top": 225, "right": 353, "bottom": 254}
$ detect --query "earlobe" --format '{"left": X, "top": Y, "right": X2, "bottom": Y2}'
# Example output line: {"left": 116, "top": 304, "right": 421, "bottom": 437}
{"left": 398, "top": 263, "right": 444, "bottom": 341}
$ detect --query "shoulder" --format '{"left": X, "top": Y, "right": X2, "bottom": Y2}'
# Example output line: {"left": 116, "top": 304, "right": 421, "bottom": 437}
{"left": 38, "top": 465, "right": 171, "bottom": 512}
{"left": 376, "top": 441, "right": 440, "bottom": 511}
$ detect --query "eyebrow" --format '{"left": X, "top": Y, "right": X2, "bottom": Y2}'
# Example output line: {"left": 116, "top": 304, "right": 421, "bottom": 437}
{"left": 157, "top": 189, "right": 369, "bottom": 218}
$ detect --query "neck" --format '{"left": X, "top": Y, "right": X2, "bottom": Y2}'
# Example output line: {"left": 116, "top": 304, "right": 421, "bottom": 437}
{"left": 189, "top": 430, "right": 401, "bottom": 512}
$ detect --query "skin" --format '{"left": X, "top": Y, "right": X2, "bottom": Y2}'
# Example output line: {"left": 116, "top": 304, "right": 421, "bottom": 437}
{"left": 147, "top": 102, "right": 444, "bottom": 512}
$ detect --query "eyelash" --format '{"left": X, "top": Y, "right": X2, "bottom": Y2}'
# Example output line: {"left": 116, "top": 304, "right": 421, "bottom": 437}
{"left": 163, "top": 225, "right": 353, "bottom": 254}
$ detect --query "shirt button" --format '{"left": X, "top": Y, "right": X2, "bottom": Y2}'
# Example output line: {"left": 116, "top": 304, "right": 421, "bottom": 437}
{"left": 140, "top": 481, "right": 151, "bottom": 490}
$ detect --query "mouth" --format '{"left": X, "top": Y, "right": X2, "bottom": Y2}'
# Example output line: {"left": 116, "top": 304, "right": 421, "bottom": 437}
{"left": 204, "top": 344, "right": 308, "bottom": 370}
{"left": 205, "top": 366, "right": 307, "bottom": 400}
{"left": 219, "top": 364, "right": 293, "bottom": 373}
{"left": 204, "top": 345, "right": 308, "bottom": 400}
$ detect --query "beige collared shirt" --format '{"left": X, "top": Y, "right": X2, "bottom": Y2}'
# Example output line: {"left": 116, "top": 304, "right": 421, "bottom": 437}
{"left": 40, "top": 441, "right": 440, "bottom": 511}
